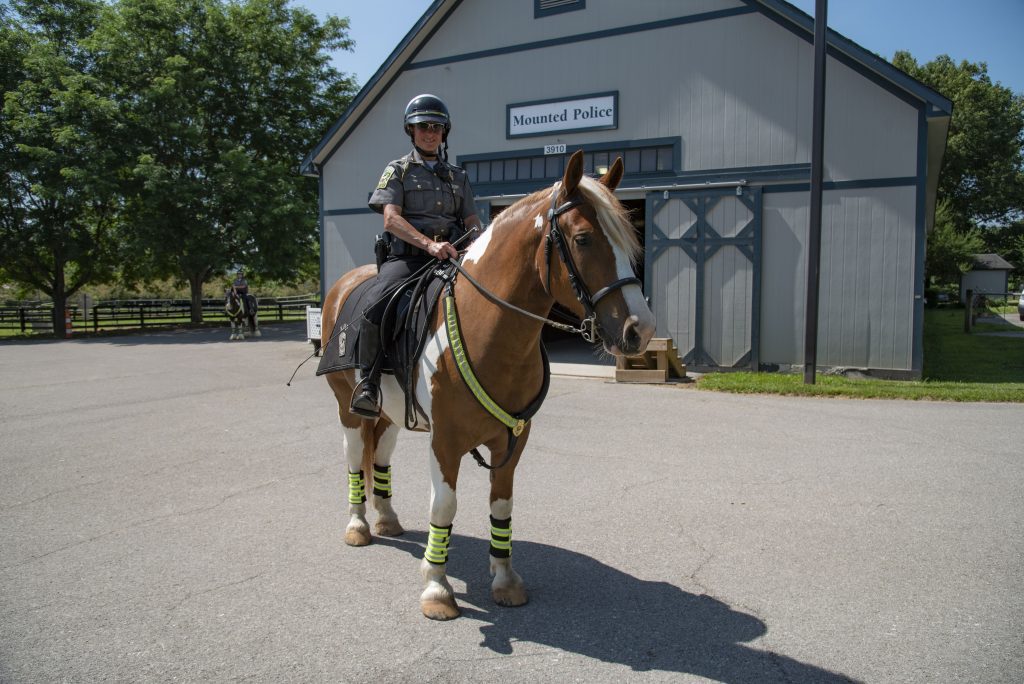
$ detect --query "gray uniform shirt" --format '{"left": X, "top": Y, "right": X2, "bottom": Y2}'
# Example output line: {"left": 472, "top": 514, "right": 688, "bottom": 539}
{"left": 368, "top": 149, "right": 476, "bottom": 243}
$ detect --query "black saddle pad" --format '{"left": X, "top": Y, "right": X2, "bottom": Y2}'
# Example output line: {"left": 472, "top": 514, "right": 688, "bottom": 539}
{"left": 315, "top": 265, "right": 453, "bottom": 396}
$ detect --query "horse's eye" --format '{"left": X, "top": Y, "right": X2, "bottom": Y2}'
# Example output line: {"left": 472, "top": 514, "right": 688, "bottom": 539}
{"left": 573, "top": 233, "right": 591, "bottom": 247}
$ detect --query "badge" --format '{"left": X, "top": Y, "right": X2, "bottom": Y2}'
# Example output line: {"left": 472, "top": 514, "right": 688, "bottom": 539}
{"left": 376, "top": 166, "right": 395, "bottom": 190}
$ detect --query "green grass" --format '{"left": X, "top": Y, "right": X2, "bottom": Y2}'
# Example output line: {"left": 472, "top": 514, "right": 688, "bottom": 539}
{"left": 695, "top": 308, "right": 1024, "bottom": 402}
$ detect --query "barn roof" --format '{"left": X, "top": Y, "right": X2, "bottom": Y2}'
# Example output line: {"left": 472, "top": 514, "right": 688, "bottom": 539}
{"left": 301, "top": 0, "right": 953, "bottom": 176}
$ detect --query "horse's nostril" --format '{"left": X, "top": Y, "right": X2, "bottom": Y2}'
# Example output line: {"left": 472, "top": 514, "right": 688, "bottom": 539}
{"left": 621, "top": 317, "right": 642, "bottom": 354}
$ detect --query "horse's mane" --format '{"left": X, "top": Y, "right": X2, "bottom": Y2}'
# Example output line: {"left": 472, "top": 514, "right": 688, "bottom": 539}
{"left": 490, "top": 176, "right": 641, "bottom": 265}
{"left": 577, "top": 175, "right": 641, "bottom": 264}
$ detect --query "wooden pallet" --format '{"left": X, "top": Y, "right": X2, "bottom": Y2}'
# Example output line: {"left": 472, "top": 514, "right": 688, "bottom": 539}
{"left": 615, "top": 338, "right": 687, "bottom": 383}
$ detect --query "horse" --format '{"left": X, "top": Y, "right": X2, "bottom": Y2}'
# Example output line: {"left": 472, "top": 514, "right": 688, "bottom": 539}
{"left": 225, "top": 289, "right": 260, "bottom": 340}
{"left": 320, "top": 150, "right": 656, "bottom": 620}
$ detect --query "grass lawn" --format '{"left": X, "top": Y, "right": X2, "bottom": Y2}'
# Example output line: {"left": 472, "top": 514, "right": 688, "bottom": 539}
{"left": 695, "top": 308, "right": 1024, "bottom": 402}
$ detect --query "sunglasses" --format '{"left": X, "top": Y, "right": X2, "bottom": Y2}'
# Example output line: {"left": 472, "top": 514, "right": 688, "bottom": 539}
{"left": 414, "top": 122, "right": 445, "bottom": 133}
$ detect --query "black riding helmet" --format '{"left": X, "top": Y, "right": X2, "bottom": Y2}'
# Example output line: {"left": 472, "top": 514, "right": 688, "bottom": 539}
{"left": 404, "top": 93, "right": 451, "bottom": 142}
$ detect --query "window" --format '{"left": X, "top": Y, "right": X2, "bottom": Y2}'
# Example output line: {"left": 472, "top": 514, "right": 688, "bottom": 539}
{"left": 463, "top": 142, "right": 675, "bottom": 186}
{"left": 535, "top": 0, "right": 585, "bottom": 18}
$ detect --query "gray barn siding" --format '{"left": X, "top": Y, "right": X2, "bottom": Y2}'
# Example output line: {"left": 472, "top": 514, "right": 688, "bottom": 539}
{"left": 650, "top": 199, "right": 698, "bottom": 355}
{"left": 414, "top": 0, "right": 744, "bottom": 63}
{"left": 761, "top": 186, "right": 916, "bottom": 371}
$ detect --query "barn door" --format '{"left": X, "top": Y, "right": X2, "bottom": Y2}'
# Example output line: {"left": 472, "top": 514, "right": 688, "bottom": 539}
{"left": 644, "top": 187, "right": 762, "bottom": 370}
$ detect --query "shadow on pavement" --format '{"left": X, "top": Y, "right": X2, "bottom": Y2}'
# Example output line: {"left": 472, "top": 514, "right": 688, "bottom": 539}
{"left": 375, "top": 532, "right": 857, "bottom": 683}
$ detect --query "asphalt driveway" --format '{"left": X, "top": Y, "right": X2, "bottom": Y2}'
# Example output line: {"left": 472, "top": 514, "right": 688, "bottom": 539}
{"left": 1, "top": 323, "right": 1022, "bottom": 683}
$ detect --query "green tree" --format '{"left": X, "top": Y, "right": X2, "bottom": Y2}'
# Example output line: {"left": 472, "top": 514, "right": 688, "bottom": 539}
{"left": 92, "top": 0, "right": 355, "bottom": 322}
{"left": 926, "top": 199, "right": 986, "bottom": 286}
{"left": 0, "top": 0, "right": 124, "bottom": 336}
{"left": 893, "top": 52, "right": 1024, "bottom": 229}
{"left": 982, "top": 220, "right": 1024, "bottom": 283}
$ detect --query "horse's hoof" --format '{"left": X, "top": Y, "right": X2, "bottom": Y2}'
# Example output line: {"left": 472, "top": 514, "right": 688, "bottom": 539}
{"left": 421, "top": 598, "right": 460, "bottom": 621}
{"left": 492, "top": 584, "right": 529, "bottom": 607}
{"left": 254, "top": 331, "right": 262, "bottom": 337}
{"left": 344, "top": 527, "right": 372, "bottom": 546}
{"left": 373, "top": 518, "right": 404, "bottom": 537}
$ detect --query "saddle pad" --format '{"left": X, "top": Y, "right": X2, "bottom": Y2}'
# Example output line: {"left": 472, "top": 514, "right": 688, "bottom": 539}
{"left": 315, "top": 265, "right": 452, "bottom": 382}
{"left": 315, "top": 279, "right": 377, "bottom": 376}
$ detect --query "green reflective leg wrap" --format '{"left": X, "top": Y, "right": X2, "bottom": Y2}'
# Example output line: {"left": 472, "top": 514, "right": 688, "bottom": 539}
{"left": 489, "top": 515, "right": 512, "bottom": 558}
{"left": 424, "top": 523, "right": 453, "bottom": 565}
{"left": 372, "top": 464, "right": 392, "bottom": 499}
{"left": 347, "top": 470, "right": 366, "bottom": 505}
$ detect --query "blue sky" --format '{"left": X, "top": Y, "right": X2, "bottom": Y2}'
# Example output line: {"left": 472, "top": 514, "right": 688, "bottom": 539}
{"left": 295, "top": 1, "right": 1024, "bottom": 96}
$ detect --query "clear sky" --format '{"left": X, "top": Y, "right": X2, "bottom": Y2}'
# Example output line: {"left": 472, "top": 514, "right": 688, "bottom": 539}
{"left": 295, "top": 0, "right": 1024, "bottom": 95}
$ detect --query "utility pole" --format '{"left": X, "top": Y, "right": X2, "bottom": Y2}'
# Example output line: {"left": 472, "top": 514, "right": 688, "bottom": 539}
{"left": 804, "top": 0, "right": 828, "bottom": 384}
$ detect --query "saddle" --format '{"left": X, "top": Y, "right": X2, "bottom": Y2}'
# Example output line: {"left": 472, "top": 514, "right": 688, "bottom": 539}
{"left": 316, "top": 263, "right": 457, "bottom": 426}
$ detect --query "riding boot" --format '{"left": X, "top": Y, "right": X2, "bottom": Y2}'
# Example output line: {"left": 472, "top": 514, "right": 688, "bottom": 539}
{"left": 350, "top": 321, "right": 383, "bottom": 418}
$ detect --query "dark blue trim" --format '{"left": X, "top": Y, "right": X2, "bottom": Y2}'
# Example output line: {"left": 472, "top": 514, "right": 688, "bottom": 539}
{"left": 407, "top": 6, "right": 758, "bottom": 71}
{"left": 318, "top": 170, "right": 326, "bottom": 302}
{"left": 324, "top": 208, "right": 376, "bottom": 216}
{"left": 911, "top": 106, "right": 927, "bottom": 377}
{"left": 472, "top": 162, "right": 811, "bottom": 198}
{"left": 743, "top": 0, "right": 952, "bottom": 115}
{"left": 763, "top": 176, "right": 917, "bottom": 193}
{"left": 458, "top": 136, "right": 680, "bottom": 163}
{"left": 506, "top": 91, "right": 618, "bottom": 139}
{"left": 535, "top": 0, "right": 585, "bottom": 19}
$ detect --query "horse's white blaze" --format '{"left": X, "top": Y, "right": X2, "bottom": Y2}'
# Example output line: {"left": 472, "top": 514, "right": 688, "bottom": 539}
{"left": 533, "top": 214, "right": 544, "bottom": 230}
{"left": 463, "top": 224, "right": 494, "bottom": 265}
{"left": 612, "top": 242, "right": 656, "bottom": 330}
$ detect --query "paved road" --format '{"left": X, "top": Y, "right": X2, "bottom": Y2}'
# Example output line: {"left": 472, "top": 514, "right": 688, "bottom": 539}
{"left": 2, "top": 324, "right": 1022, "bottom": 683}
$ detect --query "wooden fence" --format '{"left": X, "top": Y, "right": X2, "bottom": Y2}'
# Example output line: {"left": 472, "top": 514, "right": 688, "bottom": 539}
{"left": 0, "top": 294, "right": 319, "bottom": 335}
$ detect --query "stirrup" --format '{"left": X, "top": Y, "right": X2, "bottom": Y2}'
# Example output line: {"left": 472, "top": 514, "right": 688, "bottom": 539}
{"left": 350, "top": 377, "right": 381, "bottom": 418}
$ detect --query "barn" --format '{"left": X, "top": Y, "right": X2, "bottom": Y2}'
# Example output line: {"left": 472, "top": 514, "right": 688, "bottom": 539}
{"left": 301, "top": 0, "right": 951, "bottom": 379}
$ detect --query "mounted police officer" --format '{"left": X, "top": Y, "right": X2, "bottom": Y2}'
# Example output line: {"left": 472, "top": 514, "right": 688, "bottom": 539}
{"left": 350, "top": 94, "right": 484, "bottom": 418}
{"left": 232, "top": 269, "right": 250, "bottom": 315}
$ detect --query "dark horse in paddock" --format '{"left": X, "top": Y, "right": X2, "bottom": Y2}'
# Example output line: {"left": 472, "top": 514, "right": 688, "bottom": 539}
{"left": 225, "top": 289, "right": 260, "bottom": 340}
{"left": 320, "top": 151, "right": 655, "bottom": 620}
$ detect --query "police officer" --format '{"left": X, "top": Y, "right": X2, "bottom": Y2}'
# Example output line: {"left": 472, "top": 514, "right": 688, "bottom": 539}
{"left": 232, "top": 269, "right": 249, "bottom": 314}
{"left": 350, "top": 94, "right": 484, "bottom": 418}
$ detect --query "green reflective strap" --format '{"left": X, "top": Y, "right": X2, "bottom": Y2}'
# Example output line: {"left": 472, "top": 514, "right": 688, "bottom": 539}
{"left": 372, "top": 464, "right": 392, "bottom": 498}
{"left": 425, "top": 523, "right": 453, "bottom": 565}
{"left": 347, "top": 470, "right": 366, "bottom": 505}
{"left": 444, "top": 296, "right": 523, "bottom": 432}
{"left": 489, "top": 517, "right": 512, "bottom": 557}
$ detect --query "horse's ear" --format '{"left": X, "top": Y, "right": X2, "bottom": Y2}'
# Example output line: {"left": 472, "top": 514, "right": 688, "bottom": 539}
{"left": 562, "top": 149, "right": 584, "bottom": 197}
{"left": 600, "top": 157, "right": 624, "bottom": 192}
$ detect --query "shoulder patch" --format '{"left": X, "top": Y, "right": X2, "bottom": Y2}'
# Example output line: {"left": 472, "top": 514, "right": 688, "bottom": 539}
{"left": 376, "top": 166, "right": 395, "bottom": 190}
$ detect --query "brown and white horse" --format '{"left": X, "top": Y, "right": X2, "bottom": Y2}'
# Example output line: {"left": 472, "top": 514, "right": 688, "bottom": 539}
{"left": 320, "top": 150, "right": 655, "bottom": 620}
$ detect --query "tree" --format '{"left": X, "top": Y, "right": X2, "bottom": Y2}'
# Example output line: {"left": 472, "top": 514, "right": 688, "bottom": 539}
{"left": 893, "top": 52, "right": 1024, "bottom": 230}
{"left": 982, "top": 220, "right": 1024, "bottom": 284}
{"left": 92, "top": 0, "right": 356, "bottom": 322}
{"left": 925, "top": 199, "right": 986, "bottom": 286}
{"left": 0, "top": 0, "right": 124, "bottom": 336}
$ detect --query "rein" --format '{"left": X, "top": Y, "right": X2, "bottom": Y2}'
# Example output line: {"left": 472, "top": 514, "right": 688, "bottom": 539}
{"left": 451, "top": 185, "right": 641, "bottom": 343}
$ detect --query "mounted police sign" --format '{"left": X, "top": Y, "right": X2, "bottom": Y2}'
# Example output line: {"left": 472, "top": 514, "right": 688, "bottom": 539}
{"left": 507, "top": 92, "right": 618, "bottom": 139}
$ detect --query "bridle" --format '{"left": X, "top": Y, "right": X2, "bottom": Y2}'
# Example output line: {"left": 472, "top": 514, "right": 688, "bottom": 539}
{"left": 541, "top": 186, "right": 642, "bottom": 342}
